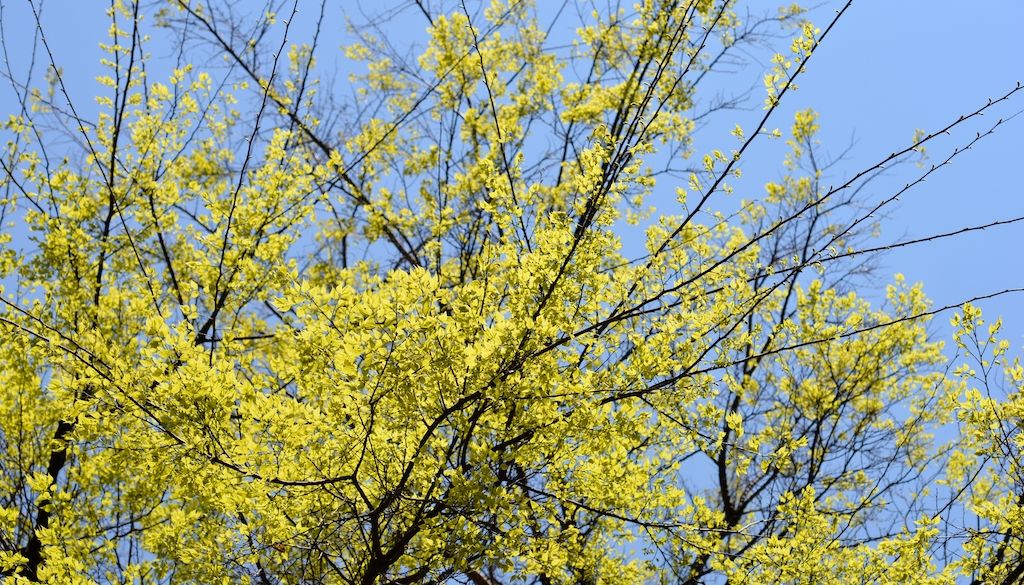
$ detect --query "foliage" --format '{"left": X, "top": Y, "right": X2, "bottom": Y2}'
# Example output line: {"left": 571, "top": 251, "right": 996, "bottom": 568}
{"left": 0, "top": 1, "right": 1021, "bottom": 583}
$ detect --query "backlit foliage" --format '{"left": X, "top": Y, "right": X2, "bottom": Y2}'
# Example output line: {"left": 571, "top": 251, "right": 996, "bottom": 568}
{"left": 0, "top": 1, "right": 1021, "bottom": 583}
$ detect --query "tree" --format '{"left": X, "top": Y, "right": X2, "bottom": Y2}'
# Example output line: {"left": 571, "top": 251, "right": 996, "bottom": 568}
{"left": 0, "top": 0, "right": 1021, "bottom": 583}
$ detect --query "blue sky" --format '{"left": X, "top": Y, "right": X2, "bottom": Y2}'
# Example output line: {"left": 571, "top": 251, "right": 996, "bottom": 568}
{"left": 2, "top": 0, "right": 1022, "bottom": 353}
{"left": 791, "top": 0, "right": 1024, "bottom": 350}
{"left": 675, "top": 0, "right": 1024, "bottom": 352}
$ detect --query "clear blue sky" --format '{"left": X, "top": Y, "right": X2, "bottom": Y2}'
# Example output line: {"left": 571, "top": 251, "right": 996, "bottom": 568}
{"left": 786, "top": 1, "right": 1024, "bottom": 350}
{"left": 2, "top": 0, "right": 1022, "bottom": 351}
{"left": 679, "top": 0, "right": 1024, "bottom": 351}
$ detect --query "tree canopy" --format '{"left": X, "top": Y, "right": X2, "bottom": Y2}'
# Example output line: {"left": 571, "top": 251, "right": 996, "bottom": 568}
{"left": 0, "top": 1, "right": 1022, "bottom": 583}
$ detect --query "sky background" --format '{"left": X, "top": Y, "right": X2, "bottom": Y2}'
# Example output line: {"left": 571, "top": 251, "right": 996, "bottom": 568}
{"left": 764, "top": 0, "right": 1024, "bottom": 353}
{"left": 1, "top": 0, "right": 1022, "bottom": 357}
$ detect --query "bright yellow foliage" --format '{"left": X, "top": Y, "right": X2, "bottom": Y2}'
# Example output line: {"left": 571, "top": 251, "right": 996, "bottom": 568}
{"left": 0, "top": 1, "right": 1020, "bottom": 584}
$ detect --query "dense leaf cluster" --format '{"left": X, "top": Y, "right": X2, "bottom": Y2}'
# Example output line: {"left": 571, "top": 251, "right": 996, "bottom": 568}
{"left": 0, "top": 1, "right": 1021, "bottom": 583}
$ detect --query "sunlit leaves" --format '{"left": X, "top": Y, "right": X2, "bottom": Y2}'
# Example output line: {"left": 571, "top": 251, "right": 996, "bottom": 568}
{"left": 0, "top": 0, "right": 1021, "bottom": 583}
